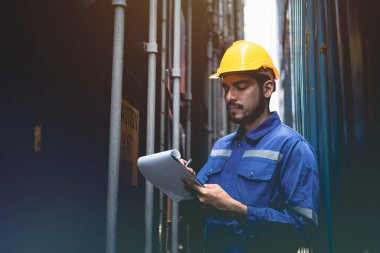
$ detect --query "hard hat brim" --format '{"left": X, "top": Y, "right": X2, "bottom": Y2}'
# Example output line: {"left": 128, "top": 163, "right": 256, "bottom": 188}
{"left": 209, "top": 72, "right": 219, "bottom": 79}
{"left": 209, "top": 69, "right": 279, "bottom": 80}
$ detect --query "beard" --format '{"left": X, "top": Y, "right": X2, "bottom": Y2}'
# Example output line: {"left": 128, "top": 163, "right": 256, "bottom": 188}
{"left": 226, "top": 92, "right": 266, "bottom": 125}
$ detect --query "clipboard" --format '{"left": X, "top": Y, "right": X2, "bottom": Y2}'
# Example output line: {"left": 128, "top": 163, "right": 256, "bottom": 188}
{"left": 137, "top": 149, "right": 203, "bottom": 202}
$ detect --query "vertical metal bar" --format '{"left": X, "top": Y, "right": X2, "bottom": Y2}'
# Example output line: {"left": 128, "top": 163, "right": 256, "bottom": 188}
{"left": 297, "top": 0, "right": 305, "bottom": 136}
{"left": 298, "top": 0, "right": 303, "bottom": 133}
{"left": 212, "top": 53, "right": 218, "bottom": 141}
{"left": 206, "top": 34, "right": 213, "bottom": 150}
{"left": 106, "top": 1, "right": 126, "bottom": 253}
{"left": 159, "top": 1, "right": 168, "bottom": 252}
{"left": 171, "top": 201, "right": 179, "bottom": 253}
{"left": 171, "top": 1, "right": 182, "bottom": 252}
{"left": 145, "top": 0, "right": 158, "bottom": 252}
{"left": 226, "top": 0, "right": 234, "bottom": 45}
{"left": 160, "top": 1, "right": 168, "bottom": 156}
{"left": 290, "top": 0, "right": 296, "bottom": 128}
{"left": 168, "top": 0, "right": 173, "bottom": 70}
{"left": 218, "top": 0, "right": 223, "bottom": 36}
{"left": 227, "top": 0, "right": 233, "bottom": 39}
{"left": 296, "top": 0, "right": 303, "bottom": 134}
{"left": 316, "top": 0, "right": 333, "bottom": 251}
{"left": 289, "top": 0, "right": 296, "bottom": 129}
{"left": 185, "top": 0, "right": 193, "bottom": 159}
{"left": 300, "top": 0, "right": 307, "bottom": 137}
{"left": 346, "top": 2, "right": 365, "bottom": 148}
{"left": 221, "top": 71, "right": 227, "bottom": 136}
{"left": 185, "top": 1, "right": 193, "bottom": 252}
{"left": 324, "top": 0, "right": 341, "bottom": 204}
{"left": 305, "top": 0, "right": 318, "bottom": 149}
{"left": 227, "top": 0, "right": 237, "bottom": 133}
{"left": 334, "top": 0, "right": 354, "bottom": 160}
{"left": 333, "top": 0, "right": 347, "bottom": 150}
{"left": 206, "top": 0, "right": 213, "bottom": 151}
{"left": 239, "top": 0, "right": 244, "bottom": 40}
{"left": 235, "top": 0, "right": 244, "bottom": 40}
{"left": 292, "top": 0, "right": 299, "bottom": 131}
{"left": 295, "top": 0, "right": 300, "bottom": 131}
{"left": 220, "top": 0, "right": 227, "bottom": 136}
{"left": 294, "top": 0, "right": 299, "bottom": 130}
{"left": 172, "top": 2, "right": 181, "bottom": 151}
{"left": 165, "top": 1, "right": 173, "bottom": 251}
{"left": 212, "top": 0, "right": 218, "bottom": 142}
{"left": 222, "top": 0, "right": 228, "bottom": 40}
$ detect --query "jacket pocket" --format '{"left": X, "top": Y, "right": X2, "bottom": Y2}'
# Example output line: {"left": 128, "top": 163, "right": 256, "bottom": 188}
{"left": 237, "top": 158, "right": 276, "bottom": 180}
{"left": 236, "top": 158, "right": 277, "bottom": 205}
{"left": 204, "top": 157, "right": 228, "bottom": 182}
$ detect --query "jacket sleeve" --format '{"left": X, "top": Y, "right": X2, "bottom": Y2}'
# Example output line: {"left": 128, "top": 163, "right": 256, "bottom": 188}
{"left": 247, "top": 140, "right": 320, "bottom": 240}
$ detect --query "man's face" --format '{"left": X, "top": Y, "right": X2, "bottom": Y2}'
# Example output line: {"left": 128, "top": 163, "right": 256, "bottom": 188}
{"left": 222, "top": 73, "right": 266, "bottom": 125}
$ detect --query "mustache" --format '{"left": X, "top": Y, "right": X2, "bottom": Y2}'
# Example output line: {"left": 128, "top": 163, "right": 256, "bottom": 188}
{"left": 226, "top": 102, "right": 243, "bottom": 109}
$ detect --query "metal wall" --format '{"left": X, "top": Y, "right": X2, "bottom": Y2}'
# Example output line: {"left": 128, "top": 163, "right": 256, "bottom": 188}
{"left": 278, "top": 0, "right": 380, "bottom": 252}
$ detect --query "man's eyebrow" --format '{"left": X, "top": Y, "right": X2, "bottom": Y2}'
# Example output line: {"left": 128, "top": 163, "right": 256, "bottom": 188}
{"left": 222, "top": 80, "right": 250, "bottom": 87}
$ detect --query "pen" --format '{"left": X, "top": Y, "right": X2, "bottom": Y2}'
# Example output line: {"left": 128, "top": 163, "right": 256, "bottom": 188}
{"left": 185, "top": 158, "right": 192, "bottom": 167}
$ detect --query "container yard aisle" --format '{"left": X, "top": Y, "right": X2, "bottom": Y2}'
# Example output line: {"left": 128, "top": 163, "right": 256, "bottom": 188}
{"left": 1, "top": 0, "right": 380, "bottom": 253}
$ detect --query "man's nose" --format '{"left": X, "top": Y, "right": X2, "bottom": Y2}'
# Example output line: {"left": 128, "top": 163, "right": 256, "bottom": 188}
{"left": 225, "top": 88, "right": 237, "bottom": 101}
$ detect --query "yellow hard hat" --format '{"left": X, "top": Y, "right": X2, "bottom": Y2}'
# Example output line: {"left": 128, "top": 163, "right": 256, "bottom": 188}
{"left": 210, "top": 40, "right": 280, "bottom": 80}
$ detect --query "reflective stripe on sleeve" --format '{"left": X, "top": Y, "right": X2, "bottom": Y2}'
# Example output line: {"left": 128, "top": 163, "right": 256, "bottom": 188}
{"left": 290, "top": 206, "right": 319, "bottom": 225}
{"left": 242, "top": 149, "right": 282, "bottom": 161}
{"left": 210, "top": 149, "right": 232, "bottom": 157}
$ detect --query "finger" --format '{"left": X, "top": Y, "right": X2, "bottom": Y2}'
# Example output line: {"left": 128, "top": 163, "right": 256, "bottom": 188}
{"left": 187, "top": 168, "right": 196, "bottom": 176}
{"left": 199, "top": 197, "right": 209, "bottom": 205}
{"left": 182, "top": 177, "right": 192, "bottom": 185}
{"left": 178, "top": 158, "right": 187, "bottom": 165}
{"left": 182, "top": 178, "right": 198, "bottom": 188}
{"left": 204, "top": 183, "right": 218, "bottom": 189}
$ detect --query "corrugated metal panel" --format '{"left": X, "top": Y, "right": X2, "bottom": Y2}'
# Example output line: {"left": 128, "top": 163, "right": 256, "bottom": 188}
{"left": 280, "top": 0, "right": 380, "bottom": 252}
{"left": 315, "top": 0, "right": 333, "bottom": 251}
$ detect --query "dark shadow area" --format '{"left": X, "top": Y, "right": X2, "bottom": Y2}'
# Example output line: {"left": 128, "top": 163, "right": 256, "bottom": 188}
{"left": 0, "top": 1, "right": 148, "bottom": 252}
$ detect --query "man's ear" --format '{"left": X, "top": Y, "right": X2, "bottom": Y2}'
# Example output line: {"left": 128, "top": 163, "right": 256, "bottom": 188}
{"left": 263, "top": 80, "right": 275, "bottom": 98}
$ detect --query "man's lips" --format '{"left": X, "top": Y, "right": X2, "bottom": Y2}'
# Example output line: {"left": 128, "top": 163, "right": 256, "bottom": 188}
{"left": 227, "top": 104, "right": 243, "bottom": 112}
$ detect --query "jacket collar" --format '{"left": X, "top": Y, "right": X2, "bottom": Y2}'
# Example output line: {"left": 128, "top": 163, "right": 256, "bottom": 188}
{"left": 233, "top": 112, "right": 281, "bottom": 142}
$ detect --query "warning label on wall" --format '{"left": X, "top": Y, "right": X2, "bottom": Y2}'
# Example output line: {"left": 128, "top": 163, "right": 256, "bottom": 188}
{"left": 120, "top": 99, "right": 139, "bottom": 186}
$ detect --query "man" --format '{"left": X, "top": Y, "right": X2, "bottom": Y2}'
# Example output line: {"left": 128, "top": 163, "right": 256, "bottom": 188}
{"left": 183, "top": 40, "right": 319, "bottom": 252}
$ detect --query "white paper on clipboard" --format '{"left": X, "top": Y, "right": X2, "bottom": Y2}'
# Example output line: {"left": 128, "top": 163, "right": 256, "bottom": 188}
{"left": 137, "top": 149, "right": 203, "bottom": 202}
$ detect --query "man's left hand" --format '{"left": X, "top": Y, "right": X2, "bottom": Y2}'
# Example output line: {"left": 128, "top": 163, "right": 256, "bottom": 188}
{"left": 183, "top": 179, "right": 247, "bottom": 215}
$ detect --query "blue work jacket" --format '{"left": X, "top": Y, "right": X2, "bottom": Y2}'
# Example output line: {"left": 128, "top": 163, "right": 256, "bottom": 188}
{"left": 196, "top": 112, "right": 319, "bottom": 252}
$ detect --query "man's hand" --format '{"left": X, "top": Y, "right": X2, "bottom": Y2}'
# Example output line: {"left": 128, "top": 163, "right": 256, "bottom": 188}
{"left": 179, "top": 158, "right": 196, "bottom": 176}
{"left": 183, "top": 179, "right": 247, "bottom": 215}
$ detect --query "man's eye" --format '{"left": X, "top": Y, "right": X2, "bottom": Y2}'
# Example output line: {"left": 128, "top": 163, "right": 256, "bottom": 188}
{"left": 236, "top": 85, "right": 247, "bottom": 90}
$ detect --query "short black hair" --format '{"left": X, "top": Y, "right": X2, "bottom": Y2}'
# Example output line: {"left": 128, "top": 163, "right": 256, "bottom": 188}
{"left": 249, "top": 72, "right": 276, "bottom": 93}
{"left": 249, "top": 73, "right": 270, "bottom": 85}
